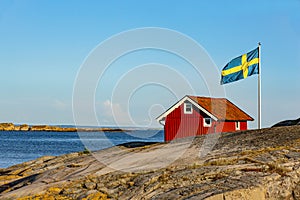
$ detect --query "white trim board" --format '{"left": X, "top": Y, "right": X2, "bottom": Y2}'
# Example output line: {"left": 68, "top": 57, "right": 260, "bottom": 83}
{"left": 156, "top": 95, "right": 218, "bottom": 122}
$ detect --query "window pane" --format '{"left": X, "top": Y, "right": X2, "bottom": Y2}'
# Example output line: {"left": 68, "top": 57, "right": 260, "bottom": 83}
{"left": 184, "top": 103, "right": 192, "bottom": 114}
{"left": 205, "top": 118, "right": 210, "bottom": 124}
{"left": 186, "top": 105, "right": 191, "bottom": 111}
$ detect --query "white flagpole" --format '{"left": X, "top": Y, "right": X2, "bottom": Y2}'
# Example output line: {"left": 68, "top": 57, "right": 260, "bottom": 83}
{"left": 258, "top": 42, "right": 261, "bottom": 129}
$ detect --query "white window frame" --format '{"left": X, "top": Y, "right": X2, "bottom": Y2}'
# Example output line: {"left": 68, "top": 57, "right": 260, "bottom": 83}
{"left": 236, "top": 121, "right": 240, "bottom": 130}
{"left": 203, "top": 118, "right": 212, "bottom": 127}
{"left": 184, "top": 103, "right": 193, "bottom": 114}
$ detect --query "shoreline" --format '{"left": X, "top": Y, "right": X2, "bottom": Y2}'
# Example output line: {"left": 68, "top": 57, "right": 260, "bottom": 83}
{"left": 0, "top": 123, "right": 129, "bottom": 132}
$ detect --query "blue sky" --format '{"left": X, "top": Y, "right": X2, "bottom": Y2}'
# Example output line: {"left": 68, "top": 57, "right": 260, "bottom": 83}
{"left": 0, "top": 0, "right": 299, "bottom": 128}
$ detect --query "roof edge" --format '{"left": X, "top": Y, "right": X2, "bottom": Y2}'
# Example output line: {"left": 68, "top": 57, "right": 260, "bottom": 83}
{"left": 156, "top": 95, "right": 188, "bottom": 122}
{"left": 225, "top": 98, "right": 254, "bottom": 121}
{"left": 156, "top": 95, "right": 218, "bottom": 122}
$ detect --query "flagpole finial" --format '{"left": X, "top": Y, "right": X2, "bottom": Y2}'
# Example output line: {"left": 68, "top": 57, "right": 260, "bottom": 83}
{"left": 258, "top": 42, "right": 261, "bottom": 46}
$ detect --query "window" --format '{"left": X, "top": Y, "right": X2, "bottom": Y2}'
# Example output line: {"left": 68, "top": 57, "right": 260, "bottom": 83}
{"left": 203, "top": 118, "right": 212, "bottom": 127}
{"left": 184, "top": 103, "right": 192, "bottom": 114}
{"left": 236, "top": 122, "right": 240, "bottom": 130}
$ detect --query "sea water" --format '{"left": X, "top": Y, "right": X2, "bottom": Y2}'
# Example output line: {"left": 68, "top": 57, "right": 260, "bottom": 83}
{"left": 0, "top": 130, "right": 164, "bottom": 168}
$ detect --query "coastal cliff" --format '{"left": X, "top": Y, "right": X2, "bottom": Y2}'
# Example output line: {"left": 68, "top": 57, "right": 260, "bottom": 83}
{"left": 1, "top": 125, "right": 300, "bottom": 199}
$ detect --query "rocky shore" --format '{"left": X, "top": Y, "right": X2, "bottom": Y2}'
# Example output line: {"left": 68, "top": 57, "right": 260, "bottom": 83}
{"left": 0, "top": 123, "right": 125, "bottom": 132}
{"left": 272, "top": 118, "right": 300, "bottom": 127}
{"left": 1, "top": 125, "right": 300, "bottom": 199}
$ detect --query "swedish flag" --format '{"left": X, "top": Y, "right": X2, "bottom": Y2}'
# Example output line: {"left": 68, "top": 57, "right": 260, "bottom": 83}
{"left": 221, "top": 47, "right": 259, "bottom": 85}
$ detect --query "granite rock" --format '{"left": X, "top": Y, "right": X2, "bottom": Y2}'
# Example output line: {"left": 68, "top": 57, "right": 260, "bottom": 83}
{"left": 1, "top": 126, "right": 300, "bottom": 199}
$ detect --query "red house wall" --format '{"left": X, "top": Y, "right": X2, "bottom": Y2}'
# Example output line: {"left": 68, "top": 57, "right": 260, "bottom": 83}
{"left": 240, "top": 121, "right": 247, "bottom": 130}
{"left": 216, "top": 121, "right": 247, "bottom": 132}
{"left": 164, "top": 103, "right": 248, "bottom": 141}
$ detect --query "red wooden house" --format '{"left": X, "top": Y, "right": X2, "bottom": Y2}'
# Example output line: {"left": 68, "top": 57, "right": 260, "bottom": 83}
{"left": 156, "top": 95, "right": 254, "bottom": 141}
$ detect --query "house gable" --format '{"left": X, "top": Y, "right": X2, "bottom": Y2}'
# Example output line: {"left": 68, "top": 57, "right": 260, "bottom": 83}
{"left": 156, "top": 96, "right": 218, "bottom": 123}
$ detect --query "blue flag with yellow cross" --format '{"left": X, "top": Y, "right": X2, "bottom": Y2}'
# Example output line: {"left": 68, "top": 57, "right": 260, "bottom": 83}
{"left": 221, "top": 47, "right": 259, "bottom": 85}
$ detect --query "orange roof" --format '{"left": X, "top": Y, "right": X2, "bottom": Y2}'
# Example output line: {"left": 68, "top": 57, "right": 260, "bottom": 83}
{"left": 188, "top": 96, "right": 254, "bottom": 121}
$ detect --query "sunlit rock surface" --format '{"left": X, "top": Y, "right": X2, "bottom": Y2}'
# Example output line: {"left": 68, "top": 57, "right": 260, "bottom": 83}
{"left": 1, "top": 126, "right": 300, "bottom": 199}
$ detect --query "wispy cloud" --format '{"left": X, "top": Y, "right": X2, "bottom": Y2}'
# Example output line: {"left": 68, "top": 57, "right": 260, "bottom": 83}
{"left": 101, "top": 100, "right": 132, "bottom": 126}
{"left": 52, "top": 99, "right": 69, "bottom": 111}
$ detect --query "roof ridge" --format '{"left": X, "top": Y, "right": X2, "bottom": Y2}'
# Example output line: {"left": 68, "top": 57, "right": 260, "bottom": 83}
{"left": 187, "top": 95, "right": 228, "bottom": 100}
{"left": 157, "top": 95, "right": 254, "bottom": 122}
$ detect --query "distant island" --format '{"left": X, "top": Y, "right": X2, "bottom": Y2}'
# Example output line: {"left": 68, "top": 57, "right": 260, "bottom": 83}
{"left": 0, "top": 123, "right": 126, "bottom": 132}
